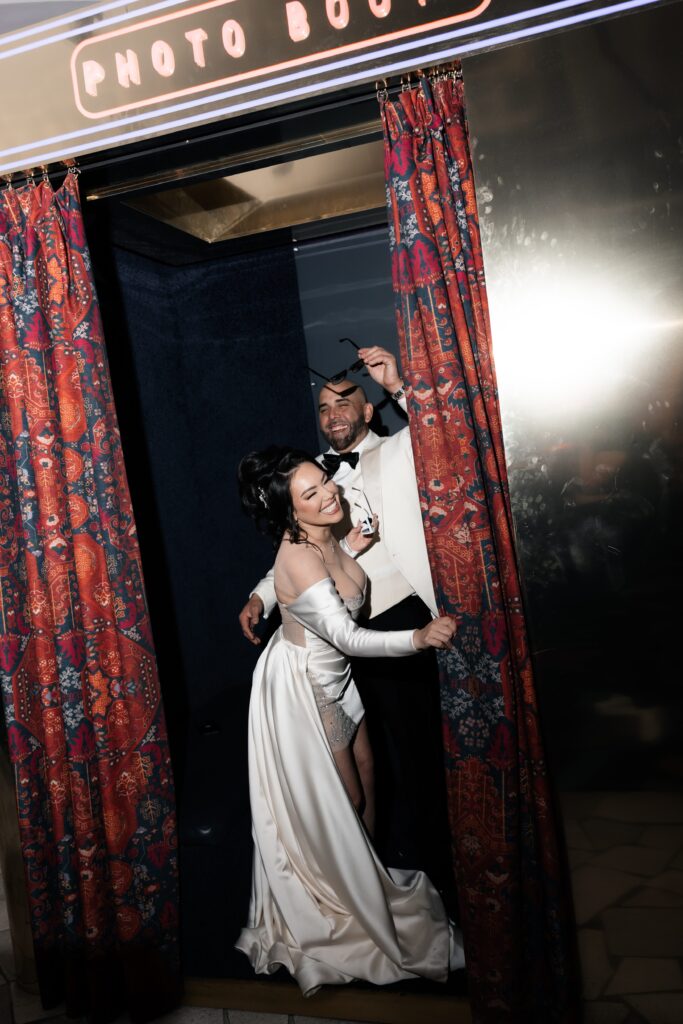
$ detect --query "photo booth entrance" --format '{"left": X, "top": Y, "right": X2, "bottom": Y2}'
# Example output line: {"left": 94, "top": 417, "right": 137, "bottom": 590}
{"left": 1, "top": 1, "right": 682, "bottom": 1022}
{"left": 84, "top": 114, "right": 460, "bottom": 988}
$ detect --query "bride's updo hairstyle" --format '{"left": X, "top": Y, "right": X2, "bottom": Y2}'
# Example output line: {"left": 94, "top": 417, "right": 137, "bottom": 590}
{"left": 238, "top": 446, "right": 318, "bottom": 546}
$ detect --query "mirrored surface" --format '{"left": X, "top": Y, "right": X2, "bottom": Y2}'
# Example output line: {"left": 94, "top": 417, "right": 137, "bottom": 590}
{"left": 464, "top": 3, "right": 683, "bottom": 790}
{"left": 127, "top": 140, "right": 386, "bottom": 243}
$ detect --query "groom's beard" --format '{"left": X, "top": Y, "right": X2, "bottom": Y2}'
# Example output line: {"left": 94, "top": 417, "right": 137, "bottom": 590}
{"left": 322, "top": 416, "right": 366, "bottom": 453}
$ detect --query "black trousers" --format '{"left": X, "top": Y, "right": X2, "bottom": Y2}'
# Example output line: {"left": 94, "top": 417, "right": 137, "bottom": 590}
{"left": 351, "top": 595, "right": 456, "bottom": 910}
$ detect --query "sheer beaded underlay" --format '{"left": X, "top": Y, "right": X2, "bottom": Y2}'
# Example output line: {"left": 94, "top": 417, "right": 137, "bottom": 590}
{"left": 280, "top": 580, "right": 365, "bottom": 752}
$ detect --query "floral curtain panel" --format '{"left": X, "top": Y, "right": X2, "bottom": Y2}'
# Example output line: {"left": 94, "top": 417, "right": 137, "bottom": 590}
{"left": 0, "top": 173, "right": 180, "bottom": 1022}
{"left": 381, "top": 72, "right": 579, "bottom": 1023}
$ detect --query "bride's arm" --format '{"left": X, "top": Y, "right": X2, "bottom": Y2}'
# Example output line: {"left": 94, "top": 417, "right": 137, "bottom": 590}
{"left": 250, "top": 567, "right": 277, "bottom": 616}
{"left": 292, "top": 579, "right": 417, "bottom": 658}
{"left": 280, "top": 545, "right": 456, "bottom": 657}
{"left": 282, "top": 547, "right": 413, "bottom": 657}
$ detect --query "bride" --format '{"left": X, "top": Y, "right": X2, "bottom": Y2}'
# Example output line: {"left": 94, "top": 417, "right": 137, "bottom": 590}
{"left": 235, "top": 446, "right": 465, "bottom": 995}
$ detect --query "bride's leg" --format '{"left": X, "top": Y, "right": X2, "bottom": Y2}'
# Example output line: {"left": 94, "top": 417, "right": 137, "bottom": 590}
{"left": 332, "top": 745, "right": 364, "bottom": 819}
{"left": 351, "top": 719, "right": 375, "bottom": 837}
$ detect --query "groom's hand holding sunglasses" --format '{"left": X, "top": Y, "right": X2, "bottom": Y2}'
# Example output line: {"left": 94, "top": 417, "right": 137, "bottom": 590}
{"left": 357, "top": 346, "right": 404, "bottom": 394}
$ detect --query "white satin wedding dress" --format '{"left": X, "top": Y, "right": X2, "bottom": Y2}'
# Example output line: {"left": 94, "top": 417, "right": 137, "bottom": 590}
{"left": 235, "top": 575, "right": 465, "bottom": 995}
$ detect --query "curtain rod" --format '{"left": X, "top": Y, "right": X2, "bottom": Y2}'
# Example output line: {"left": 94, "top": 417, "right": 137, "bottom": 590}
{"left": 374, "top": 60, "right": 463, "bottom": 101}
{"left": 3, "top": 158, "right": 78, "bottom": 191}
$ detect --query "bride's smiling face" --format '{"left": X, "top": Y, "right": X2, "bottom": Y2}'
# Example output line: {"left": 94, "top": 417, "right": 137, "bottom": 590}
{"left": 290, "top": 462, "right": 343, "bottom": 528}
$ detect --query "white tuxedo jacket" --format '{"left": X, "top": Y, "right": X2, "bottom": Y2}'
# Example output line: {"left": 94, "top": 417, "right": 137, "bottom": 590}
{"left": 355, "top": 424, "right": 437, "bottom": 617}
{"left": 252, "top": 410, "right": 437, "bottom": 620}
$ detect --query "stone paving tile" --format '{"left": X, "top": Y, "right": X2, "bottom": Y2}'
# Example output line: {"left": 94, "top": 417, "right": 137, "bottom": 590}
{"left": 591, "top": 846, "right": 673, "bottom": 877}
{"left": 583, "top": 1000, "right": 630, "bottom": 1024}
{"left": 156, "top": 1010, "right": 224, "bottom": 1024}
{"left": 602, "top": 908, "right": 683, "bottom": 957}
{"left": 578, "top": 928, "right": 613, "bottom": 999}
{"left": 227, "top": 1013, "right": 289, "bottom": 1024}
{"left": 605, "top": 957, "right": 683, "bottom": 995}
{"left": 569, "top": 848, "right": 593, "bottom": 870}
{"left": 91, "top": 1014, "right": 223, "bottom": 1024}
{"left": 623, "top": 886, "right": 683, "bottom": 907}
{"left": 564, "top": 818, "right": 594, "bottom": 850}
{"left": 625, "top": 993, "right": 683, "bottom": 1024}
{"left": 31, "top": 1017, "right": 86, "bottom": 1024}
{"left": 294, "top": 1018, "right": 366, "bottom": 1024}
{"left": 560, "top": 792, "right": 603, "bottom": 819}
{"left": 570, "top": 866, "right": 642, "bottom": 925}
{"left": 646, "top": 870, "right": 683, "bottom": 896}
{"left": 638, "top": 826, "right": 683, "bottom": 852}
{"left": 9, "top": 983, "right": 63, "bottom": 1024}
{"left": 1, "top": 975, "right": 14, "bottom": 1024}
{"left": 582, "top": 819, "right": 643, "bottom": 850}
{"left": 594, "top": 793, "right": 683, "bottom": 825}
{"left": 0, "top": 928, "right": 14, "bottom": 982}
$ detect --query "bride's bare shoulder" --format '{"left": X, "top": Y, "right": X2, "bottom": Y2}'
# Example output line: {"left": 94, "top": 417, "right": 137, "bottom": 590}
{"left": 275, "top": 536, "right": 329, "bottom": 599}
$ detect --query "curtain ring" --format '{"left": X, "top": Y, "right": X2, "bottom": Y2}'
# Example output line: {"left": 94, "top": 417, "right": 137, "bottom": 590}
{"left": 40, "top": 166, "right": 50, "bottom": 184}
{"left": 375, "top": 78, "right": 388, "bottom": 104}
{"left": 64, "top": 159, "right": 80, "bottom": 177}
{"left": 25, "top": 168, "right": 36, "bottom": 187}
{"left": 400, "top": 73, "right": 412, "bottom": 93}
{"left": 3, "top": 173, "right": 14, "bottom": 191}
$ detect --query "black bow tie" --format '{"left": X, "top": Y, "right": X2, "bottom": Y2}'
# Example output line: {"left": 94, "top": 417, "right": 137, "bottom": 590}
{"left": 321, "top": 451, "right": 359, "bottom": 476}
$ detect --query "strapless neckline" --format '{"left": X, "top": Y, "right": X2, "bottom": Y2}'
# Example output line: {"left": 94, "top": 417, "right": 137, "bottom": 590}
{"left": 282, "top": 575, "right": 366, "bottom": 612}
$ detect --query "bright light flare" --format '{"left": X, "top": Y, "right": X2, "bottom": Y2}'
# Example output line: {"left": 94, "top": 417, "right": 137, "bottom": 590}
{"left": 488, "top": 271, "right": 669, "bottom": 419}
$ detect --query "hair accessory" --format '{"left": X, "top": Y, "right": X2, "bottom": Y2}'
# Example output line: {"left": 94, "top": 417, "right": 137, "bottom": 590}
{"left": 257, "top": 487, "right": 267, "bottom": 509}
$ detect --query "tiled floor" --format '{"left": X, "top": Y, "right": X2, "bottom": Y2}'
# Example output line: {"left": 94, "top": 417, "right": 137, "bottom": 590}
{"left": 562, "top": 790, "right": 683, "bottom": 1024}
{"left": 0, "top": 870, "right": 13, "bottom": 1024}
{"left": 2, "top": 791, "right": 682, "bottom": 1024}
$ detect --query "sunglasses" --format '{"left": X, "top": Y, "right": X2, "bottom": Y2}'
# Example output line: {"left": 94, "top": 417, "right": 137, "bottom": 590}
{"left": 307, "top": 337, "right": 367, "bottom": 388}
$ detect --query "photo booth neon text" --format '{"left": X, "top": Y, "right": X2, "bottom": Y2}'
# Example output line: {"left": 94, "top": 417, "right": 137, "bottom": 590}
{"left": 71, "top": 0, "right": 487, "bottom": 119}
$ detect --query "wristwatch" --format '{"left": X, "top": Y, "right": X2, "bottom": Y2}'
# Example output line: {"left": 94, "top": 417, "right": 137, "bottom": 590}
{"left": 391, "top": 383, "right": 406, "bottom": 401}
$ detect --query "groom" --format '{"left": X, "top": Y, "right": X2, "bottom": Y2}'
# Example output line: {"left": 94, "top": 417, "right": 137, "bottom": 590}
{"left": 239, "top": 347, "right": 452, "bottom": 892}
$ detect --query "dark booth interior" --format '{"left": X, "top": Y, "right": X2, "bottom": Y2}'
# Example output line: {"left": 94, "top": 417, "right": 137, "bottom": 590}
{"left": 86, "top": 185, "right": 458, "bottom": 978}
{"left": 88, "top": 232, "right": 318, "bottom": 976}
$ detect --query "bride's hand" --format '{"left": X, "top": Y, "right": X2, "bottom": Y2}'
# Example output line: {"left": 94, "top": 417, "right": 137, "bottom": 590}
{"left": 345, "top": 515, "right": 379, "bottom": 553}
{"left": 413, "top": 616, "right": 456, "bottom": 651}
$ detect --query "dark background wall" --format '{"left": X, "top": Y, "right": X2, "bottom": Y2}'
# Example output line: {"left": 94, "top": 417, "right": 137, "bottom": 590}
{"left": 294, "top": 228, "right": 407, "bottom": 445}
{"left": 88, "top": 229, "right": 317, "bottom": 976}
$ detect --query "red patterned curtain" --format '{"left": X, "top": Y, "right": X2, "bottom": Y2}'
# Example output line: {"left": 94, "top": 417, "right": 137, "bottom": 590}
{"left": 0, "top": 173, "right": 180, "bottom": 1022}
{"left": 381, "top": 72, "right": 579, "bottom": 1023}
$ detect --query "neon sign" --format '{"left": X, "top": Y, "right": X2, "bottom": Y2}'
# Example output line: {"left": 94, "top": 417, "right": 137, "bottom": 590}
{"left": 0, "top": 0, "right": 668, "bottom": 174}
{"left": 70, "top": 0, "right": 490, "bottom": 119}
